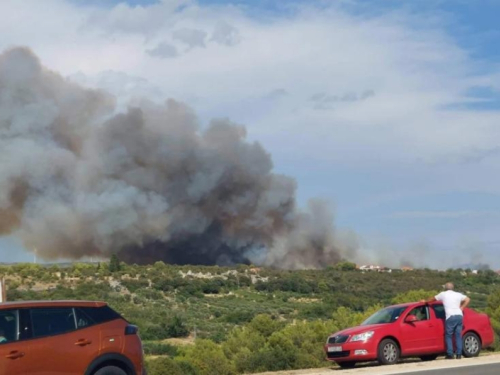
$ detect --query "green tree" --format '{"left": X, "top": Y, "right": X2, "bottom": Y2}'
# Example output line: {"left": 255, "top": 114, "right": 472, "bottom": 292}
{"left": 109, "top": 254, "right": 121, "bottom": 272}
{"left": 246, "top": 314, "right": 284, "bottom": 338}
{"left": 487, "top": 288, "right": 500, "bottom": 314}
{"left": 178, "top": 339, "right": 235, "bottom": 375}
{"left": 167, "top": 316, "right": 189, "bottom": 338}
{"left": 147, "top": 357, "right": 184, "bottom": 375}
{"left": 334, "top": 261, "right": 357, "bottom": 271}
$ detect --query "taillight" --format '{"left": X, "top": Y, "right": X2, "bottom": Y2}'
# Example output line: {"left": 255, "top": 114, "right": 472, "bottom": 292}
{"left": 125, "top": 325, "right": 138, "bottom": 335}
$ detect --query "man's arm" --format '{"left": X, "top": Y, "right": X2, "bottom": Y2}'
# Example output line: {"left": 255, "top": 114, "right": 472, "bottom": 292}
{"left": 461, "top": 296, "right": 470, "bottom": 311}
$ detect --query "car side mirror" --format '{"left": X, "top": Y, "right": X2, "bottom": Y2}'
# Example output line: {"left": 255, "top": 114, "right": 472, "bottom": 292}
{"left": 405, "top": 314, "right": 418, "bottom": 323}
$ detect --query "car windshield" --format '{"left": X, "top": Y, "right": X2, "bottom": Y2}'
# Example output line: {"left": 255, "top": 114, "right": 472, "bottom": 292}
{"left": 361, "top": 306, "right": 408, "bottom": 325}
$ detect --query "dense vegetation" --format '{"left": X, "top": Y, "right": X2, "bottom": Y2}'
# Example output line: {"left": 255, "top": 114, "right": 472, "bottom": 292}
{"left": 1, "top": 261, "right": 499, "bottom": 374}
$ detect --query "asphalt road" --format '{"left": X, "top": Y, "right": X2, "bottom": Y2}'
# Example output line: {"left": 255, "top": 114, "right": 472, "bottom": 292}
{"left": 253, "top": 354, "right": 500, "bottom": 375}
{"left": 400, "top": 362, "right": 500, "bottom": 374}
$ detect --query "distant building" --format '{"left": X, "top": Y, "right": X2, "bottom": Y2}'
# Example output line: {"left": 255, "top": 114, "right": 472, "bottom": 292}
{"left": 401, "top": 266, "right": 413, "bottom": 272}
{"left": 359, "top": 265, "right": 381, "bottom": 271}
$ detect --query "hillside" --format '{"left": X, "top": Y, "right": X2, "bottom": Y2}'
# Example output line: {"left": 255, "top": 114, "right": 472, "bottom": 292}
{"left": 1, "top": 261, "right": 500, "bottom": 374}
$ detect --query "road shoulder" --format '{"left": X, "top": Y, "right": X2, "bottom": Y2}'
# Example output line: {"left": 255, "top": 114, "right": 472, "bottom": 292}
{"left": 253, "top": 353, "right": 500, "bottom": 375}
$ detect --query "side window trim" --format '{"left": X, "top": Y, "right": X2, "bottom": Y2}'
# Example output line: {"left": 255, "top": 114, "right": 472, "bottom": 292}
{"left": 15, "top": 309, "right": 20, "bottom": 341}
{"left": 72, "top": 308, "right": 78, "bottom": 330}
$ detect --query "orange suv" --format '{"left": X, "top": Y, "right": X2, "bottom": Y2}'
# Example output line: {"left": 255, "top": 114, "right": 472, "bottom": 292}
{"left": 0, "top": 300, "right": 145, "bottom": 375}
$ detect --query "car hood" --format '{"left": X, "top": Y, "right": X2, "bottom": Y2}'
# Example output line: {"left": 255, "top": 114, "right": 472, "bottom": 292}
{"left": 329, "top": 323, "right": 388, "bottom": 338}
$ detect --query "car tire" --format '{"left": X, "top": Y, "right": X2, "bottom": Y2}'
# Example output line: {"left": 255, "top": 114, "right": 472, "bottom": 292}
{"left": 462, "top": 332, "right": 481, "bottom": 358}
{"left": 378, "top": 338, "right": 400, "bottom": 365}
{"left": 419, "top": 355, "right": 438, "bottom": 361}
{"left": 337, "top": 361, "right": 356, "bottom": 369}
{"left": 93, "top": 366, "right": 127, "bottom": 375}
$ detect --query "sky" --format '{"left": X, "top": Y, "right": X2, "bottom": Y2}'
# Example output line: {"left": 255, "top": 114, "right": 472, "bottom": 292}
{"left": 0, "top": 0, "right": 499, "bottom": 268}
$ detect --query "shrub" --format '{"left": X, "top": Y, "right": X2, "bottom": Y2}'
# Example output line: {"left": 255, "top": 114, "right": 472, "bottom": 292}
{"left": 142, "top": 342, "right": 178, "bottom": 356}
{"left": 167, "top": 316, "right": 190, "bottom": 338}
{"left": 147, "top": 357, "right": 183, "bottom": 375}
{"left": 178, "top": 339, "right": 235, "bottom": 375}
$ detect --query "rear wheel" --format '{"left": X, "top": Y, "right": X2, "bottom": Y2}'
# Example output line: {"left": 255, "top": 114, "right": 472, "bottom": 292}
{"left": 420, "top": 355, "right": 438, "bottom": 361}
{"left": 93, "top": 366, "right": 127, "bottom": 375}
{"left": 337, "top": 361, "right": 356, "bottom": 369}
{"left": 378, "top": 339, "right": 400, "bottom": 365}
{"left": 462, "top": 332, "right": 481, "bottom": 357}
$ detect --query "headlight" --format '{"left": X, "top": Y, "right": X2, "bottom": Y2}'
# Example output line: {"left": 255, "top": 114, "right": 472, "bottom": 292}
{"left": 350, "top": 331, "right": 375, "bottom": 342}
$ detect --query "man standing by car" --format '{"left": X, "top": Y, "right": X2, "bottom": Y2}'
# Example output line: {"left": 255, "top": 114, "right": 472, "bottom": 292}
{"left": 423, "top": 283, "right": 471, "bottom": 359}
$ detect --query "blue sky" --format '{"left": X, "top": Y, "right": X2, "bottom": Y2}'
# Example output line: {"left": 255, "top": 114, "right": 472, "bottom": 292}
{"left": 1, "top": 0, "right": 499, "bottom": 268}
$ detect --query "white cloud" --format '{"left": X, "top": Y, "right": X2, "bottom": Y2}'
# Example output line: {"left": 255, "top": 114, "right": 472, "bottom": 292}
{"left": 172, "top": 28, "right": 207, "bottom": 49}
{"left": 0, "top": 0, "right": 499, "bottom": 183}
{"left": 85, "top": 0, "right": 189, "bottom": 36}
{"left": 146, "top": 42, "right": 179, "bottom": 58}
{"left": 211, "top": 21, "right": 241, "bottom": 46}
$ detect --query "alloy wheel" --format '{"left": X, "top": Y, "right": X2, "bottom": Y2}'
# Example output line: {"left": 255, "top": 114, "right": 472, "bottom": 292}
{"left": 383, "top": 342, "right": 398, "bottom": 363}
{"left": 464, "top": 335, "right": 479, "bottom": 355}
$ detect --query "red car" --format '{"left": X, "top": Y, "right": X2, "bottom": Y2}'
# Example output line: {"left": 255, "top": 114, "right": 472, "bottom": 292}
{"left": 324, "top": 301, "right": 495, "bottom": 368}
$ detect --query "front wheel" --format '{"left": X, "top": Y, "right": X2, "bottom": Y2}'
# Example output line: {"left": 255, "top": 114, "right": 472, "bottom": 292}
{"left": 337, "top": 361, "right": 356, "bottom": 369}
{"left": 462, "top": 332, "right": 481, "bottom": 357}
{"left": 378, "top": 338, "right": 400, "bottom": 365}
{"left": 93, "top": 366, "right": 127, "bottom": 375}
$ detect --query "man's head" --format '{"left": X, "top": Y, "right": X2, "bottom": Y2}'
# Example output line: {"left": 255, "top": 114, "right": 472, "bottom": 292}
{"left": 445, "top": 282, "right": 454, "bottom": 291}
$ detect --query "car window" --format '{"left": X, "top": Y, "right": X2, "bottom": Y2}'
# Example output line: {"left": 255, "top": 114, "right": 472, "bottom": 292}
{"left": 0, "top": 310, "right": 18, "bottom": 344}
{"left": 407, "top": 306, "right": 429, "bottom": 321}
{"left": 432, "top": 305, "right": 446, "bottom": 320}
{"left": 74, "top": 308, "right": 94, "bottom": 329}
{"left": 76, "top": 306, "right": 121, "bottom": 327}
{"left": 30, "top": 308, "right": 76, "bottom": 338}
{"left": 362, "top": 306, "right": 408, "bottom": 325}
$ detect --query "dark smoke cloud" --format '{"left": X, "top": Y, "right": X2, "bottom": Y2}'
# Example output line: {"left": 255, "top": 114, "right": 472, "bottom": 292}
{"left": 0, "top": 47, "right": 355, "bottom": 268}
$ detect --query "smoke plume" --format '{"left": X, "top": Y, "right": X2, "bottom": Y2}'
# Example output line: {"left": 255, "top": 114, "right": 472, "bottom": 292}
{"left": 0, "top": 47, "right": 355, "bottom": 268}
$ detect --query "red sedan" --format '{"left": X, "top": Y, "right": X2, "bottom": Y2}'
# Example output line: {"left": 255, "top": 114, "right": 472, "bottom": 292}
{"left": 324, "top": 301, "right": 495, "bottom": 369}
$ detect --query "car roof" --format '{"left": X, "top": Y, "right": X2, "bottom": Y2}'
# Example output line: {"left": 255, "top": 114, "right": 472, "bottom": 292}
{"left": 388, "top": 301, "right": 443, "bottom": 309}
{"left": 0, "top": 300, "right": 108, "bottom": 309}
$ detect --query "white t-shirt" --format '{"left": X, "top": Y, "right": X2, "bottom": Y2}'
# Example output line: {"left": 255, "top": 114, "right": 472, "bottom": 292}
{"left": 435, "top": 290, "right": 467, "bottom": 319}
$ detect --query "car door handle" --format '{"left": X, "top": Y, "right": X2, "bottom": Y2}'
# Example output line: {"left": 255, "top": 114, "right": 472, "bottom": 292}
{"left": 75, "top": 339, "right": 92, "bottom": 346}
{"left": 6, "top": 351, "right": 25, "bottom": 359}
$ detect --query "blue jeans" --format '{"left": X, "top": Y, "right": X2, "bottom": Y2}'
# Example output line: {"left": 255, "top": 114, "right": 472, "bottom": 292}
{"left": 445, "top": 315, "right": 463, "bottom": 356}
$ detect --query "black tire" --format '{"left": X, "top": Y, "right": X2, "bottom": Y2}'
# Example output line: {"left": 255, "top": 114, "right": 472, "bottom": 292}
{"left": 337, "top": 361, "right": 356, "bottom": 369}
{"left": 420, "top": 355, "right": 438, "bottom": 361}
{"left": 462, "top": 332, "right": 481, "bottom": 358}
{"left": 93, "top": 366, "right": 127, "bottom": 375}
{"left": 378, "top": 338, "right": 400, "bottom": 365}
